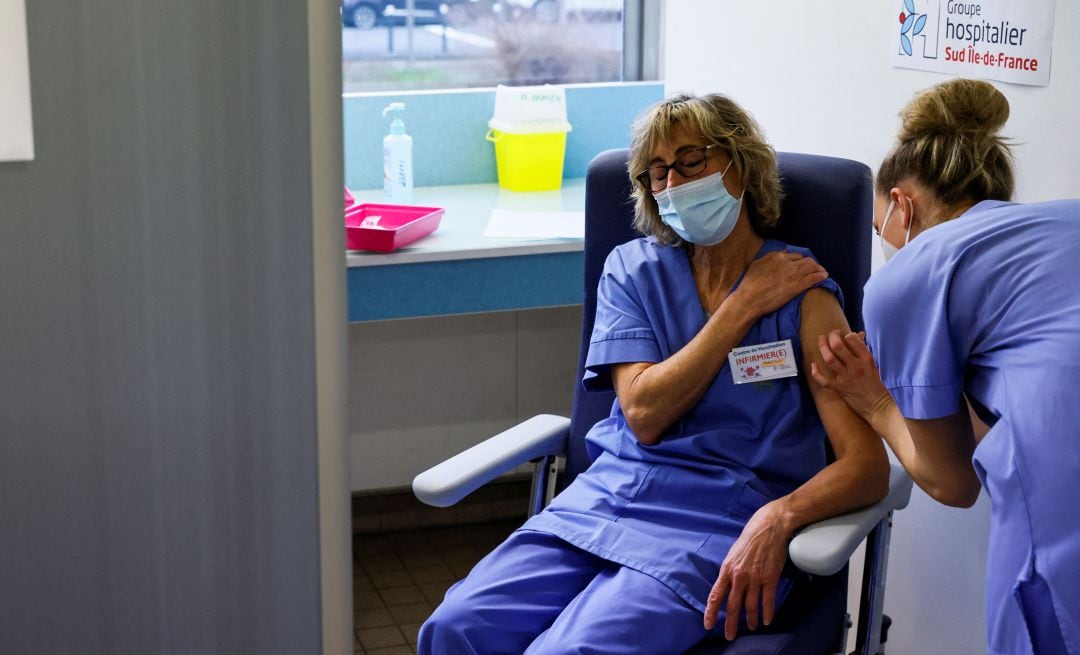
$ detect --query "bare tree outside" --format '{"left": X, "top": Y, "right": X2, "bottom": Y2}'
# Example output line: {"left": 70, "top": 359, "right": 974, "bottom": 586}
{"left": 342, "top": 0, "right": 624, "bottom": 92}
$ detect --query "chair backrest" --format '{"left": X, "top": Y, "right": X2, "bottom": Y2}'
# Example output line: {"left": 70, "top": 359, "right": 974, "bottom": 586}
{"left": 564, "top": 149, "right": 872, "bottom": 483}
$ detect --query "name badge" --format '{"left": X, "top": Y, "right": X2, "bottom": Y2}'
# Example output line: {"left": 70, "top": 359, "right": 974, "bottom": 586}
{"left": 728, "top": 339, "right": 798, "bottom": 384}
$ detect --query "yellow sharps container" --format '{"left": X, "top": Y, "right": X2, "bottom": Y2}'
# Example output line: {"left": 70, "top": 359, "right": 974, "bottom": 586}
{"left": 486, "top": 85, "right": 573, "bottom": 192}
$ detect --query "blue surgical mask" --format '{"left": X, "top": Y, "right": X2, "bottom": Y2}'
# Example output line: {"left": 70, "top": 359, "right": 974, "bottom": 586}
{"left": 653, "top": 160, "right": 742, "bottom": 246}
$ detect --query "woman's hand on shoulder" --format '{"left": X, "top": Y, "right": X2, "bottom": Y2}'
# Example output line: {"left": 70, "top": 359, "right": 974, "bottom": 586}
{"left": 729, "top": 252, "right": 827, "bottom": 318}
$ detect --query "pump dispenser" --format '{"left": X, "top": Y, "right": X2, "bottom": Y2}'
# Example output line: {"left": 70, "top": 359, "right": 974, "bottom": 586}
{"left": 382, "top": 102, "right": 413, "bottom": 202}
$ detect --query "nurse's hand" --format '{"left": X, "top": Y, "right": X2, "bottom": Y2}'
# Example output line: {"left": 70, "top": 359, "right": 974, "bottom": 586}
{"left": 703, "top": 502, "right": 790, "bottom": 640}
{"left": 731, "top": 252, "right": 828, "bottom": 318}
{"left": 810, "top": 330, "right": 891, "bottom": 423}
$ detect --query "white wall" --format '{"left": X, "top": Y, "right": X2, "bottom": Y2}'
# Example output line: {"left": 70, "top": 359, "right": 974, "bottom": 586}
{"left": 350, "top": 306, "right": 581, "bottom": 492}
{"left": 664, "top": 1, "right": 1080, "bottom": 652}
{"left": 664, "top": 1, "right": 1080, "bottom": 207}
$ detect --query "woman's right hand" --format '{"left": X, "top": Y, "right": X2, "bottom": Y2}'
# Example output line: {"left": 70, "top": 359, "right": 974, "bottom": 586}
{"left": 730, "top": 251, "right": 828, "bottom": 317}
{"left": 810, "top": 330, "right": 893, "bottom": 423}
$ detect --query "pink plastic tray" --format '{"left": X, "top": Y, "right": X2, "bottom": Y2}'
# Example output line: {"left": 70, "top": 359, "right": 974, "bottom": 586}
{"left": 344, "top": 202, "right": 444, "bottom": 253}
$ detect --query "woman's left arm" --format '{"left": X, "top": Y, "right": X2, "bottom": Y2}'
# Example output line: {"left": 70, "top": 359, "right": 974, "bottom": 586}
{"left": 810, "top": 329, "right": 983, "bottom": 507}
{"left": 705, "top": 288, "right": 890, "bottom": 638}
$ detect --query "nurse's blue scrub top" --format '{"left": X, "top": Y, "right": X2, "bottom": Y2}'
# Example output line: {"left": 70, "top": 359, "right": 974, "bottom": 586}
{"left": 864, "top": 200, "right": 1080, "bottom": 655}
{"left": 523, "top": 237, "right": 841, "bottom": 614}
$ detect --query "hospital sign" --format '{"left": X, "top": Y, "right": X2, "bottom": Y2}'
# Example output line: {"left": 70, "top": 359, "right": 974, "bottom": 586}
{"left": 890, "top": 0, "right": 1056, "bottom": 87}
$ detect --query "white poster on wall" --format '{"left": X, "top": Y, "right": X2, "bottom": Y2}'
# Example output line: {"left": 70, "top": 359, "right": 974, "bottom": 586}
{"left": 890, "top": 0, "right": 1055, "bottom": 87}
{"left": 1, "top": 0, "right": 34, "bottom": 161}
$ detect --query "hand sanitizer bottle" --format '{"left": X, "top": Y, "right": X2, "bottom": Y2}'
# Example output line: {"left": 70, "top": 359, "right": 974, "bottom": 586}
{"left": 382, "top": 102, "right": 413, "bottom": 203}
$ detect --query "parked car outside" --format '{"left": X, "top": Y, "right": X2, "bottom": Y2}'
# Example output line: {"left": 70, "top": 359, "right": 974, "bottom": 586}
{"left": 495, "top": 0, "right": 621, "bottom": 22}
{"left": 342, "top": 0, "right": 481, "bottom": 29}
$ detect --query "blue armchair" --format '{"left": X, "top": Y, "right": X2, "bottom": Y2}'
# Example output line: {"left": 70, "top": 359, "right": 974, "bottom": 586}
{"left": 414, "top": 149, "right": 912, "bottom": 655}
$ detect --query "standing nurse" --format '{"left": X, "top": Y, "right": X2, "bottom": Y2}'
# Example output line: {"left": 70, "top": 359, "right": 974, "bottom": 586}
{"left": 811, "top": 78, "right": 1080, "bottom": 655}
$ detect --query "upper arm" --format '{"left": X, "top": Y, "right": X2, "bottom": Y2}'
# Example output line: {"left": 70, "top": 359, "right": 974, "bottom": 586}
{"left": 799, "top": 288, "right": 888, "bottom": 463}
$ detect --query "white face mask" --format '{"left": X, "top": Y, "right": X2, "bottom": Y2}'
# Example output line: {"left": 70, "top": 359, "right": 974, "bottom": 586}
{"left": 879, "top": 200, "right": 911, "bottom": 262}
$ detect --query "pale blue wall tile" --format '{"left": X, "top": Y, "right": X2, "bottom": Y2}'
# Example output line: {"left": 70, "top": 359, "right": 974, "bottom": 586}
{"left": 562, "top": 84, "right": 664, "bottom": 179}
{"left": 344, "top": 90, "right": 497, "bottom": 191}
{"left": 344, "top": 83, "right": 663, "bottom": 191}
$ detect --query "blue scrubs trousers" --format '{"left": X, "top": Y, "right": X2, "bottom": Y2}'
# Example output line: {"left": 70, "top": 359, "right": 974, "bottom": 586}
{"left": 418, "top": 530, "right": 718, "bottom": 654}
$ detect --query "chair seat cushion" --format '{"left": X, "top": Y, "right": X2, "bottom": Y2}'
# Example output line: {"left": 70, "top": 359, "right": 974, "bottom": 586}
{"left": 686, "top": 571, "right": 846, "bottom": 655}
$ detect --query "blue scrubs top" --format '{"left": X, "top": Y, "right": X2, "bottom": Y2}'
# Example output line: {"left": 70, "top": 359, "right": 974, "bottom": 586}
{"left": 523, "top": 237, "right": 841, "bottom": 614}
{"left": 863, "top": 200, "right": 1080, "bottom": 655}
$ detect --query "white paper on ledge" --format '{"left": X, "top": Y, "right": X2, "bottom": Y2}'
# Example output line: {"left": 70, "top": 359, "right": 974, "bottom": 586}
{"left": 483, "top": 209, "right": 585, "bottom": 240}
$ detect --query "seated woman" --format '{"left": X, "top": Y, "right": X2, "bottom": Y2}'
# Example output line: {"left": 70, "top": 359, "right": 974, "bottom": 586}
{"left": 418, "top": 93, "right": 889, "bottom": 654}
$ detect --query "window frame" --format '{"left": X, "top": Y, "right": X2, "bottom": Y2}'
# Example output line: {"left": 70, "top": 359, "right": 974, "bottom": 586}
{"left": 622, "top": 0, "right": 662, "bottom": 82}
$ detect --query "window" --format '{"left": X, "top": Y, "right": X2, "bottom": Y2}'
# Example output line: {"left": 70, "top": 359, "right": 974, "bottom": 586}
{"left": 341, "top": 0, "right": 657, "bottom": 92}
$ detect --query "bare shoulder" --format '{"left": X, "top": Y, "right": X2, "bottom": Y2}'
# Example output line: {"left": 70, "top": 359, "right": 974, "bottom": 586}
{"left": 799, "top": 287, "right": 848, "bottom": 332}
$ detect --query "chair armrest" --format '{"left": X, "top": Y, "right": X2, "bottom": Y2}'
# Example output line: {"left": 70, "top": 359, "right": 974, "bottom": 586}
{"left": 412, "top": 414, "right": 571, "bottom": 508}
{"left": 788, "top": 462, "right": 913, "bottom": 576}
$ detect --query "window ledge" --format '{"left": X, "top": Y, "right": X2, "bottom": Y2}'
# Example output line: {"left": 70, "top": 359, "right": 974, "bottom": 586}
{"left": 346, "top": 179, "right": 586, "bottom": 268}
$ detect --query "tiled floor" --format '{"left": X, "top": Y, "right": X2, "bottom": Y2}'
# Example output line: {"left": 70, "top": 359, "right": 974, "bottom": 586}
{"left": 353, "top": 518, "right": 522, "bottom": 654}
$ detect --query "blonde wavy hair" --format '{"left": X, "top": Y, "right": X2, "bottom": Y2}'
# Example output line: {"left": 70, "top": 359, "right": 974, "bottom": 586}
{"left": 627, "top": 93, "right": 781, "bottom": 246}
{"left": 877, "top": 78, "right": 1014, "bottom": 209}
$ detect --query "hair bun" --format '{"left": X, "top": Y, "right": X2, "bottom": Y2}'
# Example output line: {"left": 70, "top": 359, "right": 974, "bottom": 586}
{"left": 898, "top": 78, "right": 1009, "bottom": 142}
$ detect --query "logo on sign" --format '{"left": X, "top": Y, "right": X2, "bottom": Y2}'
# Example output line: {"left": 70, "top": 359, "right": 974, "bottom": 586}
{"left": 890, "top": 0, "right": 1053, "bottom": 86}
{"left": 898, "top": 0, "right": 941, "bottom": 58}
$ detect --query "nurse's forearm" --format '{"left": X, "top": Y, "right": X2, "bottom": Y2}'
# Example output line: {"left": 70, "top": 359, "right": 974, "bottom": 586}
{"left": 866, "top": 396, "right": 915, "bottom": 461}
{"left": 903, "top": 411, "right": 982, "bottom": 507}
{"left": 867, "top": 400, "right": 929, "bottom": 494}
{"left": 614, "top": 295, "right": 760, "bottom": 444}
{"left": 966, "top": 399, "right": 991, "bottom": 442}
{"left": 872, "top": 401, "right": 982, "bottom": 508}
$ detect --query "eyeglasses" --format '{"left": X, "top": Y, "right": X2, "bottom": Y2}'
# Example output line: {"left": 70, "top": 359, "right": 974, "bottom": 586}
{"left": 636, "top": 144, "right": 720, "bottom": 193}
